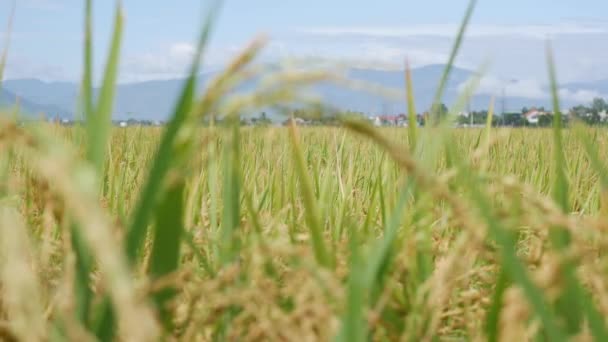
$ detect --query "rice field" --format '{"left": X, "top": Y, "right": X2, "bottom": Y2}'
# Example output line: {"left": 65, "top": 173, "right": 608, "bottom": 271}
{"left": 3, "top": 0, "right": 608, "bottom": 341}
{"left": 2, "top": 123, "right": 608, "bottom": 341}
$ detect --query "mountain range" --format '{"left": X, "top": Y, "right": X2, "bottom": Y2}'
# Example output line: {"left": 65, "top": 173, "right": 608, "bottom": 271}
{"left": 1, "top": 64, "right": 607, "bottom": 120}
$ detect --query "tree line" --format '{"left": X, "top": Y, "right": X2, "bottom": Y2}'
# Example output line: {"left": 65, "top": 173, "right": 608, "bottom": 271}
{"left": 236, "top": 97, "right": 608, "bottom": 127}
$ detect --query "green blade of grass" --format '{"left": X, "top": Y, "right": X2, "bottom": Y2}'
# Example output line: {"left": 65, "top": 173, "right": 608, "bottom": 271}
{"left": 485, "top": 97, "right": 494, "bottom": 145}
{"left": 81, "top": 0, "right": 93, "bottom": 121}
{"left": 92, "top": 298, "right": 115, "bottom": 342}
{"left": 479, "top": 97, "right": 495, "bottom": 172}
{"left": 335, "top": 223, "right": 366, "bottom": 342}
{"left": 429, "top": 0, "right": 476, "bottom": 125}
{"left": 573, "top": 124, "right": 608, "bottom": 189}
{"left": 546, "top": 42, "right": 580, "bottom": 334}
{"left": 86, "top": 4, "right": 123, "bottom": 177}
{"left": 471, "top": 190, "right": 565, "bottom": 342}
{"left": 361, "top": 175, "right": 379, "bottom": 238}
{"left": 149, "top": 179, "right": 186, "bottom": 330}
{"left": 546, "top": 44, "right": 569, "bottom": 221}
{"left": 125, "top": 3, "right": 219, "bottom": 262}
{"left": 219, "top": 120, "right": 242, "bottom": 265}
{"left": 74, "top": 0, "right": 114, "bottom": 335}
{"left": 343, "top": 119, "right": 566, "bottom": 341}
{"left": 0, "top": 155, "right": 8, "bottom": 197}
{"left": 92, "top": 5, "right": 220, "bottom": 339}
{"left": 447, "top": 122, "right": 578, "bottom": 340}
{"left": 288, "top": 119, "right": 333, "bottom": 268}
{"left": 546, "top": 43, "right": 608, "bottom": 339}
{"left": 405, "top": 60, "right": 435, "bottom": 304}
{"left": 448, "top": 144, "right": 567, "bottom": 342}
{"left": 445, "top": 134, "right": 560, "bottom": 340}
{"left": 244, "top": 187, "right": 264, "bottom": 238}
{"left": 182, "top": 229, "right": 215, "bottom": 277}
{"left": 485, "top": 266, "right": 509, "bottom": 342}
{"left": 378, "top": 169, "right": 387, "bottom": 229}
{"left": 125, "top": 74, "right": 195, "bottom": 262}
{"left": 405, "top": 60, "right": 418, "bottom": 152}
{"left": 207, "top": 120, "right": 219, "bottom": 268}
{"left": 365, "top": 180, "right": 412, "bottom": 304}
{"left": 70, "top": 224, "right": 94, "bottom": 326}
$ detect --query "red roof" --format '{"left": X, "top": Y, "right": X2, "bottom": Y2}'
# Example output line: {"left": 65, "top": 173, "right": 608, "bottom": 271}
{"left": 377, "top": 114, "right": 406, "bottom": 121}
{"left": 524, "top": 108, "right": 546, "bottom": 118}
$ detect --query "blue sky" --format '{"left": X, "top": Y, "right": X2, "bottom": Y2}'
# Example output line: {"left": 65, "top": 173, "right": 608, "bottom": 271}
{"left": 2, "top": 0, "right": 608, "bottom": 101}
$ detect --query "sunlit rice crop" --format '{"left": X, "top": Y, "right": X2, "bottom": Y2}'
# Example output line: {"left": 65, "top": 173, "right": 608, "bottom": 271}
{"left": 2, "top": 0, "right": 608, "bottom": 341}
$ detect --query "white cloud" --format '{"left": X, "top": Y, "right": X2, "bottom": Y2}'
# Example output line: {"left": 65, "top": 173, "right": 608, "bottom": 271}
{"left": 21, "top": 0, "right": 64, "bottom": 11}
{"left": 298, "top": 23, "right": 608, "bottom": 40}
{"left": 559, "top": 88, "right": 604, "bottom": 103}
{"left": 260, "top": 39, "right": 451, "bottom": 72}
{"left": 459, "top": 75, "right": 606, "bottom": 104}
{"left": 120, "top": 42, "right": 198, "bottom": 82}
{"left": 3, "top": 54, "right": 69, "bottom": 81}
{"left": 119, "top": 42, "right": 246, "bottom": 82}
{"left": 169, "top": 42, "right": 195, "bottom": 61}
{"left": 281, "top": 22, "right": 608, "bottom": 84}
{"left": 463, "top": 77, "right": 547, "bottom": 99}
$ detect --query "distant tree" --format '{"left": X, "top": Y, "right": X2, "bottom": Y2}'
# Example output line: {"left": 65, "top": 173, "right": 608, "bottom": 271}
{"left": 256, "top": 111, "right": 272, "bottom": 126}
{"left": 456, "top": 113, "right": 469, "bottom": 125}
{"left": 570, "top": 102, "right": 603, "bottom": 125}
{"left": 418, "top": 113, "right": 427, "bottom": 127}
{"left": 502, "top": 112, "right": 526, "bottom": 127}
{"left": 429, "top": 103, "right": 448, "bottom": 124}
{"left": 521, "top": 107, "right": 529, "bottom": 114}
{"left": 456, "top": 110, "right": 489, "bottom": 125}
{"left": 473, "top": 110, "right": 488, "bottom": 124}
{"left": 538, "top": 114, "right": 553, "bottom": 127}
{"left": 570, "top": 105, "right": 589, "bottom": 118}
{"left": 260, "top": 112, "right": 268, "bottom": 122}
{"left": 592, "top": 98, "right": 607, "bottom": 111}
{"left": 592, "top": 98, "right": 608, "bottom": 116}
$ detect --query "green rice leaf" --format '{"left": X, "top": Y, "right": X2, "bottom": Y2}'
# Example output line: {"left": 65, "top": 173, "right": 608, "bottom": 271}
{"left": 219, "top": 120, "right": 242, "bottom": 265}
{"left": 288, "top": 120, "right": 333, "bottom": 268}
{"left": 335, "top": 224, "right": 367, "bottom": 342}
{"left": 125, "top": 3, "right": 220, "bottom": 262}
{"left": 86, "top": 4, "right": 123, "bottom": 177}
{"left": 547, "top": 43, "right": 608, "bottom": 339}
{"left": 429, "top": 0, "right": 476, "bottom": 125}
{"left": 485, "top": 267, "right": 509, "bottom": 342}
{"left": 405, "top": 61, "right": 418, "bottom": 152}
{"left": 149, "top": 179, "right": 186, "bottom": 330}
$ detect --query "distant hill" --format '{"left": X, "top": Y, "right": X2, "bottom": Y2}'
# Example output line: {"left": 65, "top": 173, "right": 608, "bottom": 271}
{"left": 0, "top": 87, "right": 71, "bottom": 119}
{"left": 2, "top": 65, "right": 605, "bottom": 120}
{"left": 2, "top": 77, "right": 211, "bottom": 120}
{"left": 3, "top": 79, "right": 79, "bottom": 114}
{"left": 563, "top": 79, "right": 608, "bottom": 95}
{"left": 317, "top": 65, "right": 474, "bottom": 114}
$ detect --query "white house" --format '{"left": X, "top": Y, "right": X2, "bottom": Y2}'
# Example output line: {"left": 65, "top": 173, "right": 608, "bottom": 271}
{"left": 524, "top": 108, "right": 548, "bottom": 125}
{"left": 369, "top": 116, "right": 382, "bottom": 127}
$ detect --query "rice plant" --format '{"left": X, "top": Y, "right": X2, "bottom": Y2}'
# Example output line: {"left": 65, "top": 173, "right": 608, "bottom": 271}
{"left": 1, "top": 0, "right": 608, "bottom": 341}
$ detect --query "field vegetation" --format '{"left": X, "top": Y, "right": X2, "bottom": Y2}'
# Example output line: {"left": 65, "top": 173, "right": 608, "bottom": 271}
{"left": 2, "top": 0, "right": 608, "bottom": 341}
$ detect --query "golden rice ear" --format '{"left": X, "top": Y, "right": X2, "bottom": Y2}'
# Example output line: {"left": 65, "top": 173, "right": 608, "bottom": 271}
{"left": 0, "top": 206, "right": 46, "bottom": 341}
{"left": 0, "top": 121, "right": 160, "bottom": 341}
{"left": 3, "top": 0, "right": 608, "bottom": 338}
